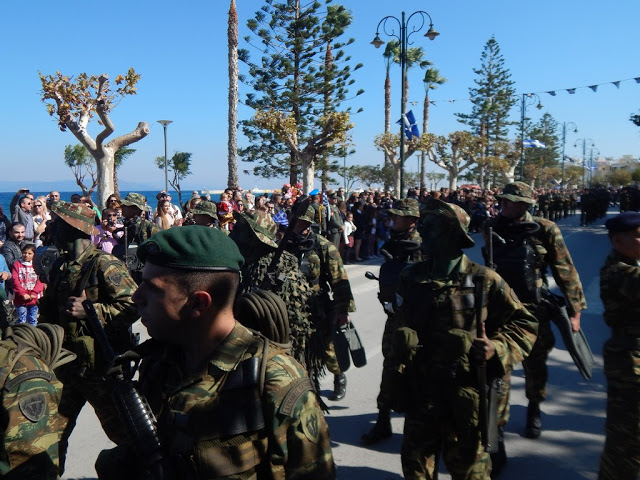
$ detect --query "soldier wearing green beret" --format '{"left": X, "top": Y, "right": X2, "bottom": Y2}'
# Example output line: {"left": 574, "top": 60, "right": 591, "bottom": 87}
{"left": 0, "top": 323, "right": 76, "bottom": 479}
{"left": 98, "top": 226, "right": 335, "bottom": 479}
{"left": 482, "top": 181, "right": 586, "bottom": 472}
{"left": 362, "top": 198, "right": 422, "bottom": 445}
{"left": 229, "top": 211, "right": 314, "bottom": 365}
{"left": 37, "top": 202, "right": 139, "bottom": 474}
{"left": 393, "top": 198, "right": 537, "bottom": 480}
{"left": 288, "top": 205, "right": 356, "bottom": 401}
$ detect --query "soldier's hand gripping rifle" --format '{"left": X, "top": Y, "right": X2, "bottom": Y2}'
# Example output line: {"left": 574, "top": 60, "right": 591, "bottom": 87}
{"left": 82, "top": 300, "right": 165, "bottom": 480}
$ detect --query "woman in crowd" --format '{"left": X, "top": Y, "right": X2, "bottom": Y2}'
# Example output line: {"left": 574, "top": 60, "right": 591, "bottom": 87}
{"left": 0, "top": 206, "right": 11, "bottom": 249}
{"left": 32, "top": 196, "right": 51, "bottom": 247}
{"left": 155, "top": 199, "right": 175, "bottom": 230}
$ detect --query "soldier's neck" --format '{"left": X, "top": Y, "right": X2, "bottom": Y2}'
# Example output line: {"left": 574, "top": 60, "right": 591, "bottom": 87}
{"left": 428, "top": 253, "right": 461, "bottom": 279}
{"left": 64, "top": 238, "right": 92, "bottom": 261}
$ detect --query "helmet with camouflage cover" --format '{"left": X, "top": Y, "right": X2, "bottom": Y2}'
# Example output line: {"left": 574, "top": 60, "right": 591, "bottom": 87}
{"left": 191, "top": 200, "right": 217, "bottom": 219}
{"left": 496, "top": 181, "right": 536, "bottom": 205}
{"left": 50, "top": 201, "right": 99, "bottom": 236}
{"left": 388, "top": 198, "right": 420, "bottom": 218}
{"left": 297, "top": 205, "right": 317, "bottom": 225}
{"left": 233, "top": 210, "right": 279, "bottom": 248}
{"left": 120, "top": 192, "right": 148, "bottom": 211}
{"left": 420, "top": 198, "right": 475, "bottom": 248}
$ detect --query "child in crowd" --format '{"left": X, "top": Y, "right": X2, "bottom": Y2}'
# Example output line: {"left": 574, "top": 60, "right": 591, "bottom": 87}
{"left": 342, "top": 211, "right": 356, "bottom": 263}
{"left": 11, "top": 244, "right": 44, "bottom": 325}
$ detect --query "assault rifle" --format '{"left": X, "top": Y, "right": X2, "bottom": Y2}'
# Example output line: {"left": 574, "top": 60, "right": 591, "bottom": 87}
{"left": 82, "top": 300, "right": 165, "bottom": 479}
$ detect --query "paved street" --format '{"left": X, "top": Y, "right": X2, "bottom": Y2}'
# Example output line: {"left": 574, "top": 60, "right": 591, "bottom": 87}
{"left": 63, "top": 211, "right": 612, "bottom": 480}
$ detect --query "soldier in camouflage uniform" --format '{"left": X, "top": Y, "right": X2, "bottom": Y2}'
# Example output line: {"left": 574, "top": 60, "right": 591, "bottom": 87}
{"left": 598, "top": 212, "right": 640, "bottom": 480}
{"left": 394, "top": 198, "right": 537, "bottom": 480}
{"left": 189, "top": 199, "right": 218, "bottom": 228}
{"left": 229, "top": 210, "right": 313, "bottom": 366}
{"left": 98, "top": 226, "right": 335, "bottom": 479}
{"left": 326, "top": 192, "right": 344, "bottom": 249}
{"left": 0, "top": 323, "right": 76, "bottom": 479}
{"left": 38, "top": 202, "right": 139, "bottom": 473}
{"left": 288, "top": 205, "right": 356, "bottom": 401}
{"left": 119, "top": 192, "right": 159, "bottom": 244}
{"left": 362, "top": 198, "right": 422, "bottom": 445}
{"left": 484, "top": 182, "right": 586, "bottom": 447}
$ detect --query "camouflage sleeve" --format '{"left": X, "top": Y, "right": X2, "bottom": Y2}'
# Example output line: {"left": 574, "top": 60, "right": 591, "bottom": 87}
{"left": 600, "top": 254, "right": 640, "bottom": 328}
{"left": 541, "top": 221, "right": 587, "bottom": 314}
{"left": 94, "top": 259, "right": 139, "bottom": 329}
{"left": 484, "top": 268, "right": 539, "bottom": 376}
{"left": 0, "top": 355, "right": 65, "bottom": 479}
{"left": 323, "top": 243, "right": 356, "bottom": 314}
{"left": 263, "top": 353, "right": 336, "bottom": 480}
{"left": 278, "top": 253, "right": 313, "bottom": 359}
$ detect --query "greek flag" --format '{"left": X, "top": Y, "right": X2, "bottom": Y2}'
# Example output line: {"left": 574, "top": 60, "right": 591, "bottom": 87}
{"left": 272, "top": 209, "right": 289, "bottom": 227}
{"left": 523, "top": 139, "right": 546, "bottom": 149}
{"left": 397, "top": 110, "right": 420, "bottom": 140}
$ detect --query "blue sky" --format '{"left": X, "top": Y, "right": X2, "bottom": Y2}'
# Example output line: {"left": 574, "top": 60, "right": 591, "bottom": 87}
{"left": 1, "top": 0, "right": 638, "bottom": 191}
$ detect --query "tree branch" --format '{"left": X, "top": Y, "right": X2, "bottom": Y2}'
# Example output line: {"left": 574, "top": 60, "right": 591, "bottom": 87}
{"left": 96, "top": 74, "right": 116, "bottom": 147}
{"left": 106, "top": 122, "right": 151, "bottom": 151}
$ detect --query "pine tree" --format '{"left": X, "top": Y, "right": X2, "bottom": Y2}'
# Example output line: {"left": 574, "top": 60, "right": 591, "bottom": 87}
{"left": 239, "top": 0, "right": 362, "bottom": 191}
{"left": 456, "top": 37, "right": 516, "bottom": 186}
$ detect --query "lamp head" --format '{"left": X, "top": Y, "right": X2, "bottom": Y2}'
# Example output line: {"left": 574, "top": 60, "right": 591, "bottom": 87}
{"left": 425, "top": 26, "right": 439, "bottom": 41}
{"left": 157, "top": 120, "right": 173, "bottom": 127}
{"left": 371, "top": 35, "right": 384, "bottom": 49}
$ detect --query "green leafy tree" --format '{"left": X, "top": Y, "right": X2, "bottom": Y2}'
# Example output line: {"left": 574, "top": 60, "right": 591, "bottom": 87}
{"left": 39, "top": 69, "right": 149, "bottom": 207}
{"left": 64, "top": 144, "right": 97, "bottom": 197}
{"left": 239, "top": 0, "right": 362, "bottom": 192}
{"left": 631, "top": 111, "right": 640, "bottom": 127}
{"left": 428, "top": 131, "right": 486, "bottom": 190}
{"left": 456, "top": 37, "right": 516, "bottom": 187}
{"left": 155, "top": 152, "right": 192, "bottom": 207}
{"left": 609, "top": 169, "right": 632, "bottom": 187}
{"left": 522, "top": 113, "right": 560, "bottom": 180}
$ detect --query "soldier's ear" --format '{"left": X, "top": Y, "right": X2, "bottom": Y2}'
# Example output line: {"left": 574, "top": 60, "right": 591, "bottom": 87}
{"left": 187, "top": 291, "right": 213, "bottom": 318}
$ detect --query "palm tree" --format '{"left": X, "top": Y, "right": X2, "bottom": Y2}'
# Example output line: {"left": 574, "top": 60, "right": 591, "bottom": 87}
{"left": 227, "top": 0, "right": 239, "bottom": 188}
{"left": 421, "top": 68, "right": 446, "bottom": 188}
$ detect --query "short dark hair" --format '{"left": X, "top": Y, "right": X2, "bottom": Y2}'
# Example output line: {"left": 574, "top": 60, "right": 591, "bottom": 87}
{"left": 173, "top": 271, "right": 239, "bottom": 310}
{"left": 21, "top": 244, "right": 36, "bottom": 254}
{"left": 11, "top": 222, "right": 25, "bottom": 230}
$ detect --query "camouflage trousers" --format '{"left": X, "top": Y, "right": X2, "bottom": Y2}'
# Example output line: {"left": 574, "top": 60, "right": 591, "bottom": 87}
{"left": 56, "top": 368, "right": 130, "bottom": 474}
{"left": 598, "top": 343, "right": 640, "bottom": 480}
{"left": 402, "top": 410, "right": 491, "bottom": 480}
{"left": 497, "top": 302, "right": 555, "bottom": 425}
{"left": 376, "top": 313, "right": 396, "bottom": 410}
{"left": 323, "top": 330, "right": 342, "bottom": 376}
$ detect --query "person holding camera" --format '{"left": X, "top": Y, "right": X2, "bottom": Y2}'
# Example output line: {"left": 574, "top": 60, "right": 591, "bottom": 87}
{"left": 92, "top": 208, "right": 124, "bottom": 254}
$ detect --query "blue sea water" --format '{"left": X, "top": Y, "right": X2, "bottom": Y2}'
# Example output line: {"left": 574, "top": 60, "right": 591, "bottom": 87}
{"left": 0, "top": 190, "right": 223, "bottom": 217}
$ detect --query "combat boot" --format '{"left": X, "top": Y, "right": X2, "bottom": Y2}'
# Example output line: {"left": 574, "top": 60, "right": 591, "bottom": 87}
{"left": 490, "top": 425, "right": 507, "bottom": 478}
{"left": 525, "top": 401, "right": 542, "bottom": 439}
{"left": 330, "top": 373, "right": 347, "bottom": 401}
{"left": 361, "top": 409, "right": 392, "bottom": 446}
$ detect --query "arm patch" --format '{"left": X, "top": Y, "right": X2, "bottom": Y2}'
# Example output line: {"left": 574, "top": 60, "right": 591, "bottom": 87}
{"left": 279, "top": 377, "right": 314, "bottom": 416}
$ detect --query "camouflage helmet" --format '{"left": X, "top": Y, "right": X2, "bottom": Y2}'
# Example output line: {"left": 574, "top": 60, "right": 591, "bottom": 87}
{"left": 387, "top": 198, "right": 420, "bottom": 218}
{"left": 297, "top": 205, "right": 317, "bottom": 225}
{"left": 420, "top": 198, "right": 475, "bottom": 248}
{"left": 233, "top": 210, "right": 279, "bottom": 248}
{"left": 496, "top": 181, "right": 536, "bottom": 205}
{"left": 121, "top": 192, "right": 148, "bottom": 211}
{"left": 191, "top": 200, "right": 217, "bottom": 219}
{"left": 50, "top": 201, "right": 99, "bottom": 236}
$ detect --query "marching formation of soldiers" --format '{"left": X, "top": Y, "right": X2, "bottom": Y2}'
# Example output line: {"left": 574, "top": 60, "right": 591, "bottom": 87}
{"left": 0, "top": 181, "right": 636, "bottom": 479}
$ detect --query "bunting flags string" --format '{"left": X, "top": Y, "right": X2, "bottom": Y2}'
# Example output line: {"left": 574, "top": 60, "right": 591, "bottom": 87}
{"left": 427, "top": 76, "right": 640, "bottom": 105}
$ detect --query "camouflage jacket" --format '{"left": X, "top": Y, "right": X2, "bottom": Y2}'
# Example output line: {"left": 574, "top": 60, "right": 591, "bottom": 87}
{"left": 304, "top": 233, "right": 356, "bottom": 316}
{"left": 394, "top": 254, "right": 538, "bottom": 406}
{"left": 381, "top": 226, "right": 422, "bottom": 263}
{"left": 38, "top": 244, "right": 139, "bottom": 372}
{"left": 601, "top": 249, "right": 640, "bottom": 336}
{"left": 240, "top": 250, "right": 312, "bottom": 363}
{"left": 484, "top": 211, "right": 587, "bottom": 315}
{"left": 125, "top": 216, "right": 159, "bottom": 245}
{"left": 137, "top": 322, "right": 336, "bottom": 480}
{"left": 0, "top": 327, "right": 71, "bottom": 479}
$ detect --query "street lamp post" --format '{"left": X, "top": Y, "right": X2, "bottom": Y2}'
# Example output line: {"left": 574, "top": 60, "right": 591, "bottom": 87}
{"left": 157, "top": 120, "right": 173, "bottom": 193}
{"left": 511, "top": 93, "right": 543, "bottom": 180}
{"left": 559, "top": 121, "right": 578, "bottom": 187}
{"left": 588, "top": 146, "right": 600, "bottom": 187}
{"left": 372, "top": 10, "right": 439, "bottom": 198}
{"left": 574, "top": 138, "right": 594, "bottom": 189}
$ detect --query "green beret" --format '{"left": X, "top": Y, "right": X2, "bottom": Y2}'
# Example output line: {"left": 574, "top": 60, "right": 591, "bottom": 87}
{"left": 138, "top": 225, "right": 244, "bottom": 272}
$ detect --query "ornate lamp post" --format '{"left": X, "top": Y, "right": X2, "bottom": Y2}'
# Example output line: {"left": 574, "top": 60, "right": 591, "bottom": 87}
{"left": 157, "top": 120, "right": 173, "bottom": 193}
{"left": 574, "top": 138, "right": 595, "bottom": 189}
{"left": 511, "top": 93, "right": 543, "bottom": 180}
{"left": 588, "top": 146, "right": 600, "bottom": 187}
{"left": 372, "top": 10, "right": 439, "bottom": 198}
{"left": 559, "top": 121, "right": 578, "bottom": 187}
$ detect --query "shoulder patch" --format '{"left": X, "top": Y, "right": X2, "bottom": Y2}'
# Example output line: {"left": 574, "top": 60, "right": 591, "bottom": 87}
{"left": 279, "top": 377, "right": 314, "bottom": 416}
{"left": 300, "top": 409, "right": 321, "bottom": 444}
{"left": 19, "top": 393, "right": 47, "bottom": 422}
{"left": 106, "top": 272, "right": 123, "bottom": 286}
